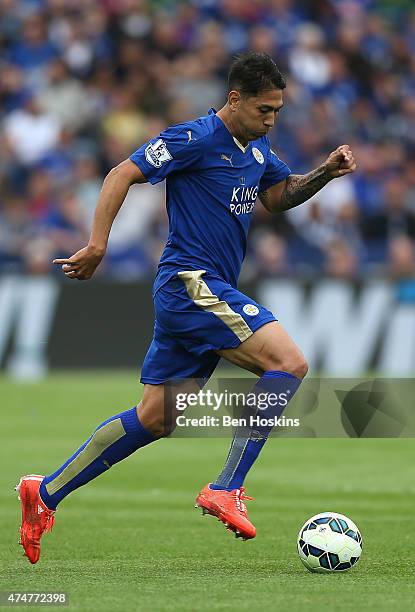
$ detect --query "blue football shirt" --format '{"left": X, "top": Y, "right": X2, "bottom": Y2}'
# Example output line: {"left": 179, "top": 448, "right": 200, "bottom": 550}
{"left": 129, "top": 108, "right": 291, "bottom": 291}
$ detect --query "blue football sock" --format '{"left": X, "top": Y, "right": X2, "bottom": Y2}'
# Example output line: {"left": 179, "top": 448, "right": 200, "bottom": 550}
{"left": 39, "top": 407, "right": 155, "bottom": 510}
{"left": 213, "top": 371, "right": 302, "bottom": 490}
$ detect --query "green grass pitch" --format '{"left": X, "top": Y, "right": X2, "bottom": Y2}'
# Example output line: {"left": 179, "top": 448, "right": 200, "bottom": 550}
{"left": 0, "top": 372, "right": 414, "bottom": 611}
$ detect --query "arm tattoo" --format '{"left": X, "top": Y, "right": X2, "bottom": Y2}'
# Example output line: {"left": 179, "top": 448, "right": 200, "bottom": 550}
{"left": 280, "top": 165, "right": 331, "bottom": 211}
{"left": 258, "top": 189, "right": 272, "bottom": 211}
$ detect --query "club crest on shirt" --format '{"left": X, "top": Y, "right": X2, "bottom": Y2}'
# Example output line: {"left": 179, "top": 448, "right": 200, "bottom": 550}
{"left": 145, "top": 139, "right": 173, "bottom": 168}
{"left": 252, "top": 147, "right": 264, "bottom": 164}
{"left": 243, "top": 304, "right": 259, "bottom": 316}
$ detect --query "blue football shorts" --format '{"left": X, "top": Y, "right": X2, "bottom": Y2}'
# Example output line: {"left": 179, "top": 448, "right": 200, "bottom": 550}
{"left": 140, "top": 269, "right": 277, "bottom": 384}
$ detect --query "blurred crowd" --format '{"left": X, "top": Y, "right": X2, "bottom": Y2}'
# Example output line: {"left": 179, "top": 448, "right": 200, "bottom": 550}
{"left": 1, "top": 0, "right": 415, "bottom": 283}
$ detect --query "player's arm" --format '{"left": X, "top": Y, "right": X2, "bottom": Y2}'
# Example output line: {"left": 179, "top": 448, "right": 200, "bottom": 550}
{"left": 53, "top": 159, "right": 146, "bottom": 280}
{"left": 259, "top": 145, "right": 356, "bottom": 214}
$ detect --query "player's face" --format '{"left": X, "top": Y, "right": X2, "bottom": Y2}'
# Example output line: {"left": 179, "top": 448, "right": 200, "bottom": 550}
{"left": 233, "top": 88, "right": 284, "bottom": 141}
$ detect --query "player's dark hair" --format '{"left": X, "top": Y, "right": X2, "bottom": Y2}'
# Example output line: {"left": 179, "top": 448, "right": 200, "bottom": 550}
{"left": 228, "top": 52, "right": 286, "bottom": 97}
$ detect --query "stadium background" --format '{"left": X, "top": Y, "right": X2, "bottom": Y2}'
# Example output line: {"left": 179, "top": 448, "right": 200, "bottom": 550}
{"left": 1, "top": 0, "right": 415, "bottom": 376}
{"left": 0, "top": 0, "right": 415, "bottom": 378}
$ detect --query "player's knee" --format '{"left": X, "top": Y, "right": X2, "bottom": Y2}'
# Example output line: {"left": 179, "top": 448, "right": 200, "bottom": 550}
{"left": 137, "top": 403, "right": 175, "bottom": 438}
{"left": 265, "top": 354, "right": 308, "bottom": 380}
{"left": 139, "top": 412, "right": 173, "bottom": 438}
{"left": 289, "top": 358, "right": 308, "bottom": 380}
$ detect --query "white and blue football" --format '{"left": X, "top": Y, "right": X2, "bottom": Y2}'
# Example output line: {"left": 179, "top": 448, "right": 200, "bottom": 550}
{"left": 297, "top": 512, "right": 363, "bottom": 573}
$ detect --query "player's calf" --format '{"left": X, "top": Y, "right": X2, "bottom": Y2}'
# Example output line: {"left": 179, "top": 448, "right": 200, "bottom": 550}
{"left": 22, "top": 406, "right": 156, "bottom": 519}
{"left": 197, "top": 348, "right": 305, "bottom": 539}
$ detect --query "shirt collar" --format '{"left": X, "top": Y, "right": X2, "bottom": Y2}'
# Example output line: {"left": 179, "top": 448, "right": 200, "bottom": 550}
{"left": 232, "top": 137, "right": 250, "bottom": 153}
{"left": 211, "top": 108, "right": 251, "bottom": 153}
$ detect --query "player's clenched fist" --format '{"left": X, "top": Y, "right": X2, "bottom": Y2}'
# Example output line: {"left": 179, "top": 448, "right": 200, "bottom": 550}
{"left": 324, "top": 145, "right": 356, "bottom": 178}
{"left": 53, "top": 245, "right": 104, "bottom": 280}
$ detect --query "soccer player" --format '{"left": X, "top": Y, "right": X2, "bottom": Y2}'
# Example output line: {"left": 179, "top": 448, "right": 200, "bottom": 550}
{"left": 17, "top": 52, "right": 356, "bottom": 563}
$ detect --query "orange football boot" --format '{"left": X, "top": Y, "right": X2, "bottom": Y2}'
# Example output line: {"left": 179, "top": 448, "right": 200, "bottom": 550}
{"left": 16, "top": 475, "right": 55, "bottom": 564}
{"left": 195, "top": 483, "right": 256, "bottom": 540}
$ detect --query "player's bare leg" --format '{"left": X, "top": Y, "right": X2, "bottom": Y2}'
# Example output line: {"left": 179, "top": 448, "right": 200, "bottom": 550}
{"left": 138, "top": 379, "right": 201, "bottom": 437}
{"left": 218, "top": 321, "right": 308, "bottom": 378}
{"left": 196, "top": 321, "right": 308, "bottom": 540}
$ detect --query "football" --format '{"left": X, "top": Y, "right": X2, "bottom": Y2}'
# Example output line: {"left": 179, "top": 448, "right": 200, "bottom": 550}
{"left": 297, "top": 512, "right": 363, "bottom": 573}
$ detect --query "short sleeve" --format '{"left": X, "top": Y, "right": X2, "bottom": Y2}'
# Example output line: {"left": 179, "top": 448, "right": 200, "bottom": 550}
{"left": 259, "top": 147, "right": 291, "bottom": 192}
{"left": 129, "top": 123, "right": 207, "bottom": 185}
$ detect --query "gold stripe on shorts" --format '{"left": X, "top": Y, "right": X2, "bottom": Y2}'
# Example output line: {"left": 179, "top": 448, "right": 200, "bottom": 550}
{"left": 178, "top": 270, "right": 252, "bottom": 342}
{"left": 45, "top": 418, "right": 126, "bottom": 496}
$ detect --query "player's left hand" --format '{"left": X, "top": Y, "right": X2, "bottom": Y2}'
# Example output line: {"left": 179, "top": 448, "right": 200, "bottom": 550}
{"left": 324, "top": 145, "right": 356, "bottom": 178}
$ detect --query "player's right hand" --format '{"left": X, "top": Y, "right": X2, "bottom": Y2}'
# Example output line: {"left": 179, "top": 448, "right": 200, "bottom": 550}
{"left": 53, "top": 245, "right": 105, "bottom": 280}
